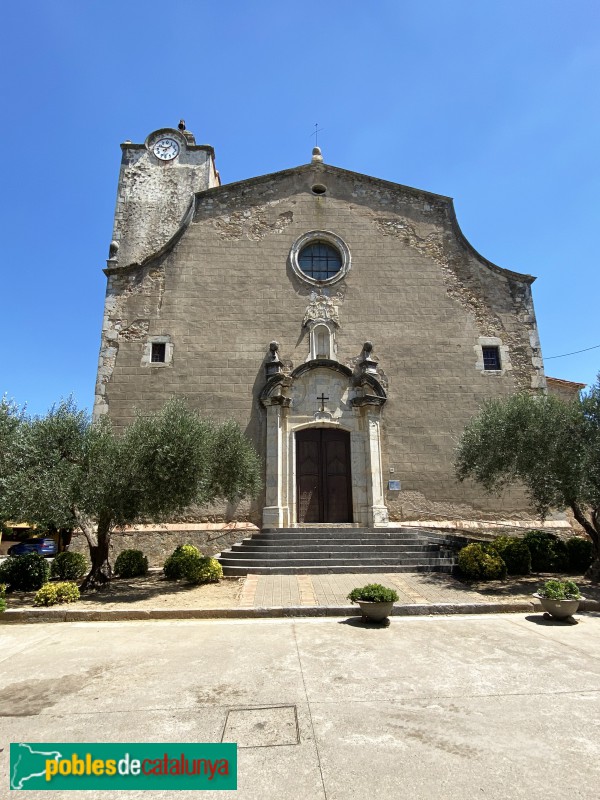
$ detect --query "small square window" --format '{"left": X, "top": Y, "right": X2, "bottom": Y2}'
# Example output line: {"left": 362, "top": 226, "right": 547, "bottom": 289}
{"left": 482, "top": 346, "right": 501, "bottom": 370}
{"left": 151, "top": 342, "right": 166, "bottom": 363}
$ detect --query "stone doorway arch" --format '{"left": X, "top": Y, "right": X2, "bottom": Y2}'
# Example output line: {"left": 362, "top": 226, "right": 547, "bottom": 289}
{"left": 260, "top": 344, "right": 389, "bottom": 528}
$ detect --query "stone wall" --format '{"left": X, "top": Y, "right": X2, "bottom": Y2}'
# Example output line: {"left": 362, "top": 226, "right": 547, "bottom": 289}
{"left": 68, "top": 524, "right": 258, "bottom": 568}
{"left": 96, "top": 155, "right": 547, "bottom": 523}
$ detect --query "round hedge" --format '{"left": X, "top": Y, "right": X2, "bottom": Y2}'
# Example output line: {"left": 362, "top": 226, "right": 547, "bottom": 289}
{"left": 566, "top": 537, "right": 593, "bottom": 573}
{"left": 163, "top": 544, "right": 202, "bottom": 581}
{"left": 0, "top": 553, "right": 51, "bottom": 592}
{"left": 522, "top": 531, "right": 569, "bottom": 572}
{"left": 490, "top": 536, "right": 531, "bottom": 575}
{"left": 458, "top": 543, "right": 507, "bottom": 581}
{"left": 34, "top": 581, "right": 80, "bottom": 607}
{"left": 113, "top": 549, "right": 148, "bottom": 578}
{"left": 51, "top": 551, "right": 88, "bottom": 581}
{"left": 185, "top": 555, "right": 223, "bottom": 585}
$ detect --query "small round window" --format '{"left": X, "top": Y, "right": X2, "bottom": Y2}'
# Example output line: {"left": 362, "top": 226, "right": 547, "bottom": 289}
{"left": 298, "top": 241, "right": 342, "bottom": 281}
{"left": 290, "top": 230, "right": 351, "bottom": 286}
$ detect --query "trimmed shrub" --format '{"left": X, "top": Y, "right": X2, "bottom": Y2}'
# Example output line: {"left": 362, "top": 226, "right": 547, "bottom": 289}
{"left": 0, "top": 583, "right": 6, "bottom": 613}
{"left": 163, "top": 544, "right": 202, "bottom": 581}
{"left": 51, "top": 551, "right": 88, "bottom": 581}
{"left": 347, "top": 584, "right": 399, "bottom": 603}
{"left": 490, "top": 536, "right": 531, "bottom": 575}
{"left": 34, "top": 581, "right": 80, "bottom": 607}
{"left": 566, "top": 537, "right": 593, "bottom": 573}
{"left": 113, "top": 549, "right": 148, "bottom": 578}
{"left": 0, "top": 553, "right": 51, "bottom": 591}
{"left": 458, "top": 543, "right": 507, "bottom": 581}
{"left": 185, "top": 555, "right": 223, "bottom": 585}
{"left": 523, "top": 531, "right": 569, "bottom": 572}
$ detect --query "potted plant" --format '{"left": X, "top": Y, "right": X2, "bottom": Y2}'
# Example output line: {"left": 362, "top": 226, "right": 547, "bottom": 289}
{"left": 534, "top": 580, "right": 584, "bottom": 622}
{"left": 347, "top": 583, "right": 399, "bottom": 622}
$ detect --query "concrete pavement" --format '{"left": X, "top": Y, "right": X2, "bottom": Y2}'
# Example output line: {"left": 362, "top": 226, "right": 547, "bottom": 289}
{"left": 1, "top": 614, "right": 600, "bottom": 798}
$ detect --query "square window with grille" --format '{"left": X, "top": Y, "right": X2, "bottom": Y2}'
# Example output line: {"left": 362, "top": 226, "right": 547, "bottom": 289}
{"left": 151, "top": 342, "right": 166, "bottom": 363}
{"left": 482, "top": 345, "right": 501, "bottom": 370}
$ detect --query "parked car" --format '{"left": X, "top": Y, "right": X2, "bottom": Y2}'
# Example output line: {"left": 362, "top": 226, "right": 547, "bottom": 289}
{"left": 7, "top": 537, "right": 58, "bottom": 557}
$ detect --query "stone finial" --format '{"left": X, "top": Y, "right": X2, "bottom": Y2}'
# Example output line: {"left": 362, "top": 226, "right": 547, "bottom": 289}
{"left": 265, "top": 341, "right": 284, "bottom": 378}
{"left": 108, "top": 240, "right": 119, "bottom": 260}
{"left": 178, "top": 118, "right": 195, "bottom": 145}
{"left": 311, "top": 146, "right": 323, "bottom": 164}
{"left": 359, "top": 341, "right": 378, "bottom": 374}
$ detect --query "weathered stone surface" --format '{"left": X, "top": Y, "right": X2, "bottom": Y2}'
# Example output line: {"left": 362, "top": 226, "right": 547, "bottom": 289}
{"left": 94, "top": 137, "right": 549, "bottom": 525}
{"left": 68, "top": 524, "right": 258, "bottom": 567}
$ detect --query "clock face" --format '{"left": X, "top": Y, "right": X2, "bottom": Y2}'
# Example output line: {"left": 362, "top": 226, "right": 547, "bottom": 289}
{"left": 153, "top": 137, "right": 180, "bottom": 161}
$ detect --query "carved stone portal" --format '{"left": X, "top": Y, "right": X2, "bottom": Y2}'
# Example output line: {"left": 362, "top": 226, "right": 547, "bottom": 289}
{"left": 260, "top": 344, "right": 388, "bottom": 529}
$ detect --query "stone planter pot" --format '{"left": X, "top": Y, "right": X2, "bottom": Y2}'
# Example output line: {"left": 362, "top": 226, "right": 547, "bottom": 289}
{"left": 533, "top": 594, "right": 583, "bottom": 621}
{"left": 356, "top": 600, "right": 395, "bottom": 622}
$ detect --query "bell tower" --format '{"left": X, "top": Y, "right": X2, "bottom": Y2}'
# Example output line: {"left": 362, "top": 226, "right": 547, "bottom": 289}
{"left": 107, "top": 120, "right": 220, "bottom": 269}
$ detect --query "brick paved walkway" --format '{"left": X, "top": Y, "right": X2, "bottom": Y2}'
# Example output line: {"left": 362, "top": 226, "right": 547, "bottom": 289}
{"left": 239, "top": 572, "right": 486, "bottom": 608}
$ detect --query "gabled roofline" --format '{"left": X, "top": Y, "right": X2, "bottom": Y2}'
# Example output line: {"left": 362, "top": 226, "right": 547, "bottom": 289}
{"left": 106, "top": 161, "right": 535, "bottom": 284}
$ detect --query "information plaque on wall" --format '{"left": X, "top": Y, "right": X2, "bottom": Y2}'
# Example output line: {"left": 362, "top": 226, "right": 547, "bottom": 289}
{"left": 388, "top": 480, "right": 401, "bottom": 491}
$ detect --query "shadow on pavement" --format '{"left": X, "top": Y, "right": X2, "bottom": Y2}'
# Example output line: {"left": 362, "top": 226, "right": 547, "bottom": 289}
{"left": 523, "top": 614, "right": 578, "bottom": 626}
{"left": 338, "top": 617, "right": 391, "bottom": 629}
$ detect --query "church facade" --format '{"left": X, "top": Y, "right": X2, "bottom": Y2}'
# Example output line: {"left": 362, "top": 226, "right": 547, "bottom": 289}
{"left": 94, "top": 123, "right": 551, "bottom": 530}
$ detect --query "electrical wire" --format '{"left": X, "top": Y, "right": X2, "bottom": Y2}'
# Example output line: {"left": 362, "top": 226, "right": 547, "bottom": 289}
{"left": 545, "top": 344, "right": 600, "bottom": 360}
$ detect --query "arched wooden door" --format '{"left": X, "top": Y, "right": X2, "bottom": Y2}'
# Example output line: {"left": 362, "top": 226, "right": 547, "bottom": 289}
{"left": 296, "top": 429, "right": 353, "bottom": 523}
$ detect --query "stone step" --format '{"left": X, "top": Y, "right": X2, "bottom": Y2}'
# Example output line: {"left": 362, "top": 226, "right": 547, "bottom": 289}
{"left": 231, "top": 539, "right": 445, "bottom": 553}
{"left": 219, "top": 556, "right": 455, "bottom": 568}
{"left": 227, "top": 547, "right": 451, "bottom": 557}
{"left": 246, "top": 537, "right": 453, "bottom": 546}
{"left": 221, "top": 564, "right": 457, "bottom": 576}
{"left": 217, "top": 525, "right": 461, "bottom": 576}
{"left": 259, "top": 527, "right": 446, "bottom": 536}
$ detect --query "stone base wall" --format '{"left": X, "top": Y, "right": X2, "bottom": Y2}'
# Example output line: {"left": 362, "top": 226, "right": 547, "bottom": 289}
{"left": 68, "top": 523, "right": 258, "bottom": 569}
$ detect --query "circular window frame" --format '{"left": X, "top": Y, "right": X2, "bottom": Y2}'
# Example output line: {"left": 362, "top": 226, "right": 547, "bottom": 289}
{"left": 290, "top": 230, "right": 351, "bottom": 286}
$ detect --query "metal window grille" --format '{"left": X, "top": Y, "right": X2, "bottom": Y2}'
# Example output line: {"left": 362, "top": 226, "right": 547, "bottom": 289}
{"left": 151, "top": 342, "right": 166, "bottom": 363}
{"left": 298, "top": 242, "right": 342, "bottom": 280}
{"left": 482, "top": 346, "right": 501, "bottom": 370}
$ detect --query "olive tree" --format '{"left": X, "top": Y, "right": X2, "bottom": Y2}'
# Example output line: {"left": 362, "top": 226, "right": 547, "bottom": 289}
{"left": 455, "top": 376, "right": 600, "bottom": 579}
{"left": 0, "top": 397, "right": 261, "bottom": 589}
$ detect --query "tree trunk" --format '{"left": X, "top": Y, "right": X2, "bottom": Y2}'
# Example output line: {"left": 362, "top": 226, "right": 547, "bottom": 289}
{"left": 571, "top": 503, "right": 600, "bottom": 583}
{"left": 80, "top": 515, "right": 113, "bottom": 591}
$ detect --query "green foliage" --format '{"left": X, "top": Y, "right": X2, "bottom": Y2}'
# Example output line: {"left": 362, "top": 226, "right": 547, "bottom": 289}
{"left": 0, "top": 396, "right": 261, "bottom": 586}
{"left": 0, "top": 583, "right": 6, "bottom": 613}
{"left": 537, "top": 579, "right": 581, "bottom": 600}
{"left": 522, "top": 530, "right": 569, "bottom": 572}
{"left": 489, "top": 536, "right": 531, "bottom": 575}
{"left": 163, "top": 544, "right": 202, "bottom": 581}
{"left": 34, "top": 581, "right": 80, "bottom": 606}
{"left": 455, "top": 386, "right": 600, "bottom": 570}
{"left": 51, "top": 551, "right": 88, "bottom": 581}
{"left": 456, "top": 393, "right": 588, "bottom": 517}
{"left": 457, "top": 543, "right": 507, "bottom": 581}
{"left": 566, "top": 537, "right": 593, "bottom": 573}
{"left": 113, "top": 549, "right": 148, "bottom": 578}
{"left": 0, "top": 553, "right": 50, "bottom": 591}
{"left": 0, "top": 396, "right": 261, "bottom": 534}
{"left": 184, "top": 555, "right": 223, "bottom": 585}
{"left": 347, "top": 584, "right": 399, "bottom": 603}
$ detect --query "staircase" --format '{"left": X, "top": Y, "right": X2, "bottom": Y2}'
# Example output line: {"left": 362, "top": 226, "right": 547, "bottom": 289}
{"left": 217, "top": 527, "right": 462, "bottom": 576}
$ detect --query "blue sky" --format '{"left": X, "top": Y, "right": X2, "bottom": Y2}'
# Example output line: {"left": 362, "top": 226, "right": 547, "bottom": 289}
{"left": 2, "top": 0, "right": 599, "bottom": 415}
